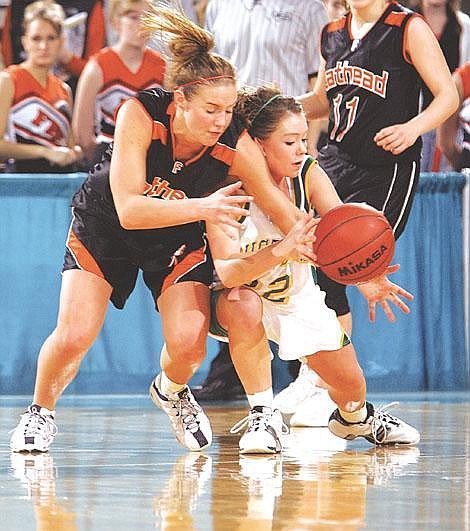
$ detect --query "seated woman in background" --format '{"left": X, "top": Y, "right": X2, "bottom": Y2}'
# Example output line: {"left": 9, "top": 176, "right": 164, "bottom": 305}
{"left": 0, "top": 1, "right": 82, "bottom": 173}
{"left": 73, "top": 0, "right": 166, "bottom": 165}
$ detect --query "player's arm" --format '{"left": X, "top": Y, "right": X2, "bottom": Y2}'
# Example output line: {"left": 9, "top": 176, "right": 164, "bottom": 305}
{"left": 305, "top": 161, "right": 343, "bottom": 215}
{"left": 207, "top": 215, "right": 318, "bottom": 288}
{"left": 110, "top": 98, "right": 249, "bottom": 230}
{"left": 230, "top": 132, "right": 304, "bottom": 235}
{"left": 297, "top": 59, "right": 330, "bottom": 121}
{"left": 72, "top": 58, "right": 103, "bottom": 161}
{"left": 436, "top": 71, "right": 465, "bottom": 169}
{"left": 374, "top": 16, "right": 459, "bottom": 155}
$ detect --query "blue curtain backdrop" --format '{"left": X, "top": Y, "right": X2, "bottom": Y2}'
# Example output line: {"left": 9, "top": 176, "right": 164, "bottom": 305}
{"left": 0, "top": 172, "right": 468, "bottom": 395}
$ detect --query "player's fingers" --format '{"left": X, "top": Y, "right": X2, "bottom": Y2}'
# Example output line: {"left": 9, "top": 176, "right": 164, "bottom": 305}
{"left": 380, "top": 300, "right": 396, "bottom": 322}
{"left": 374, "top": 127, "right": 394, "bottom": 142}
{"left": 225, "top": 194, "right": 253, "bottom": 205}
{"left": 385, "top": 264, "right": 400, "bottom": 275}
{"left": 224, "top": 205, "right": 251, "bottom": 217}
{"left": 220, "top": 181, "right": 243, "bottom": 194}
{"left": 395, "top": 286, "right": 414, "bottom": 300}
{"left": 368, "top": 302, "right": 376, "bottom": 323}
{"left": 390, "top": 292, "right": 411, "bottom": 313}
{"left": 389, "top": 281, "right": 413, "bottom": 300}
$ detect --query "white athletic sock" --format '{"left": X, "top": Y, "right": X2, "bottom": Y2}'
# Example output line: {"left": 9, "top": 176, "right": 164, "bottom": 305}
{"left": 247, "top": 388, "right": 274, "bottom": 409}
{"left": 159, "top": 371, "right": 186, "bottom": 396}
{"left": 339, "top": 402, "right": 368, "bottom": 423}
{"left": 31, "top": 403, "right": 55, "bottom": 418}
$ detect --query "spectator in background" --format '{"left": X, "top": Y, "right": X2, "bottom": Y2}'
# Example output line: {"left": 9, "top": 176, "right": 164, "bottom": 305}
{"left": 195, "top": 0, "right": 329, "bottom": 401}
{"left": 1, "top": 0, "right": 107, "bottom": 94}
{"left": 0, "top": 1, "right": 82, "bottom": 172}
{"left": 437, "top": 62, "right": 470, "bottom": 170}
{"left": 412, "top": 0, "right": 470, "bottom": 171}
{"left": 205, "top": 0, "right": 327, "bottom": 100}
{"left": 73, "top": 0, "right": 165, "bottom": 166}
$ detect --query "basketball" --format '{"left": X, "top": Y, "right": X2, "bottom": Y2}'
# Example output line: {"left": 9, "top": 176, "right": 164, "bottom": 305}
{"left": 313, "top": 203, "right": 395, "bottom": 285}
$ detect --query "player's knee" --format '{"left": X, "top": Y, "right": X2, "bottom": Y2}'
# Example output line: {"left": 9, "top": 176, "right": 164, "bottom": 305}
{"left": 52, "top": 326, "right": 97, "bottom": 356}
{"left": 223, "top": 288, "right": 263, "bottom": 331}
{"left": 165, "top": 325, "right": 207, "bottom": 364}
{"left": 341, "top": 366, "right": 366, "bottom": 395}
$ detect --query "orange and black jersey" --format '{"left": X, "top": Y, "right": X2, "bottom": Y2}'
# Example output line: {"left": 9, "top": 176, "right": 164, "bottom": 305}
{"left": 73, "top": 88, "right": 244, "bottom": 260}
{"left": 5, "top": 65, "right": 74, "bottom": 172}
{"left": 6, "top": 65, "right": 72, "bottom": 147}
{"left": 321, "top": 2, "right": 422, "bottom": 166}
{"left": 94, "top": 47, "right": 166, "bottom": 142}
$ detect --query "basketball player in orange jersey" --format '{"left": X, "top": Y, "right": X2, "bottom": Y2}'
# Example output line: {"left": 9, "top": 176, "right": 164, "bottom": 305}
{"left": 73, "top": 0, "right": 166, "bottom": 165}
{"left": 205, "top": 86, "right": 419, "bottom": 453}
{"left": 10, "top": 4, "right": 312, "bottom": 454}
{"left": 273, "top": 0, "right": 460, "bottom": 426}
{"left": 0, "top": 1, "right": 82, "bottom": 172}
{"left": 437, "top": 62, "right": 470, "bottom": 171}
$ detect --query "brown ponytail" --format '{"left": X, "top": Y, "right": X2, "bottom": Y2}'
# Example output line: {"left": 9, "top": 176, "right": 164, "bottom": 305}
{"left": 142, "top": 2, "right": 235, "bottom": 97}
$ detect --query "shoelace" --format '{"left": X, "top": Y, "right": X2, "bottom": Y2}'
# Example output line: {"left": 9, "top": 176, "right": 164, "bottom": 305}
{"left": 168, "top": 390, "right": 201, "bottom": 433}
{"left": 230, "top": 410, "right": 288, "bottom": 435}
{"left": 369, "top": 402, "right": 401, "bottom": 444}
{"left": 12, "top": 411, "right": 58, "bottom": 438}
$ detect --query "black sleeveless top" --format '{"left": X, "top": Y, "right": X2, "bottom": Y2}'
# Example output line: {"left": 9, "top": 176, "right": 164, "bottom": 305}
{"left": 73, "top": 88, "right": 244, "bottom": 256}
{"left": 321, "top": 2, "right": 422, "bottom": 166}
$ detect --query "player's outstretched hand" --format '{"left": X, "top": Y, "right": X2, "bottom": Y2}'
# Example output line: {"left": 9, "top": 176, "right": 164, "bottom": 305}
{"left": 202, "top": 181, "right": 253, "bottom": 232}
{"left": 274, "top": 212, "right": 319, "bottom": 263}
{"left": 356, "top": 264, "right": 414, "bottom": 322}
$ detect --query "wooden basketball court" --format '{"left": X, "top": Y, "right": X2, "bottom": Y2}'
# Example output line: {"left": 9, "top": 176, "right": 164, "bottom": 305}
{"left": 1, "top": 392, "right": 468, "bottom": 529}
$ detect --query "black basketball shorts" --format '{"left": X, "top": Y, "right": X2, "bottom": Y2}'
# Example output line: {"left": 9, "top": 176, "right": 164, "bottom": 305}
{"left": 62, "top": 207, "right": 212, "bottom": 310}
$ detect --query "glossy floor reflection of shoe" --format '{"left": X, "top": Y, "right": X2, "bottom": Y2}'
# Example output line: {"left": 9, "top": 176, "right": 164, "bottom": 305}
{"left": 2, "top": 393, "right": 469, "bottom": 530}
{"left": 10, "top": 452, "right": 77, "bottom": 530}
{"left": 154, "top": 453, "right": 212, "bottom": 529}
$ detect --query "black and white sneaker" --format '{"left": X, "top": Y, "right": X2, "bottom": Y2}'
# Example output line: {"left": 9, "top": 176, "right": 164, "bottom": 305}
{"left": 10, "top": 405, "right": 57, "bottom": 452}
{"left": 231, "top": 406, "right": 288, "bottom": 454}
{"left": 149, "top": 374, "right": 212, "bottom": 451}
{"left": 328, "top": 402, "right": 420, "bottom": 445}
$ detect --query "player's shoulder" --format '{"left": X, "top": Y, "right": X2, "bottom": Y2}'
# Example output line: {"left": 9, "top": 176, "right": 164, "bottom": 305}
{"left": 383, "top": 2, "right": 418, "bottom": 28}
{"left": 324, "top": 15, "right": 347, "bottom": 34}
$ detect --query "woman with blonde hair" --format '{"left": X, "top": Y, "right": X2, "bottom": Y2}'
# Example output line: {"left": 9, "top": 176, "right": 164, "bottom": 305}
{"left": 0, "top": 1, "right": 82, "bottom": 172}
{"left": 10, "top": 3, "right": 303, "bottom": 454}
{"left": 73, "top": 0, "right": 166, "bottom": 164}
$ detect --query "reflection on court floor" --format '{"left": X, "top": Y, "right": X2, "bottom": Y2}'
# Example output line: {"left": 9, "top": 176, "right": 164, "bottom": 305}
{"left": 1, "top": 393, "right": 468, "bottom": 530}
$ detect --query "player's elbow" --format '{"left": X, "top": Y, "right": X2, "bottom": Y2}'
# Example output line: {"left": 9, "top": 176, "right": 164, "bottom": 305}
{"left": 115, "top": 203, "right": 139, "bottom": 230}
{"left": 446, "top": 87, "right": 460, "bottom": 118}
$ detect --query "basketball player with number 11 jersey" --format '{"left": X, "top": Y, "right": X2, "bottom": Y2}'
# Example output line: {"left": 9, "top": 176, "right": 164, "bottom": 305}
{"left": 299, "top": 0, "right": 458, "bottom": 318}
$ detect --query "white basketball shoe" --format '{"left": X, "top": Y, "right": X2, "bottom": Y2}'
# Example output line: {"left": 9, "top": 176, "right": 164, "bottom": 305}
{"left": 273, "top": 363, "right": 336, "bottom": 426}
{"left": 231, "top": 406, "right": 288, "bottom": 454}
{"left": 10, "top": 405, "right": 57, "bottom": 452}
{"left": 328, "top": 402, "right": 420, "bottom": 445}
{"left": 149, "top": 374, "right": 212, "bottom": 451}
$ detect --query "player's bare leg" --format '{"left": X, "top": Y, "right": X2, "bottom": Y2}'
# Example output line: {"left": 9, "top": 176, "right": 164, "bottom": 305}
{"left": 11, "top": 269, "right": 112, "bottom": 452}
{"left": 149, "top": 282, "right": 212, "bottom": 451}
{"left": 306, "top": 345, "right": 420, "bottom": 445}
{"left": 217, "top": 287, "right": 285, "bottom": 454}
